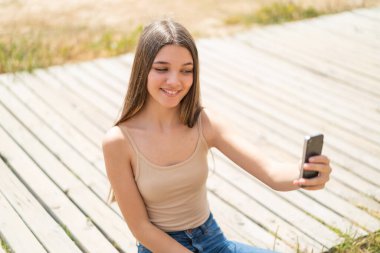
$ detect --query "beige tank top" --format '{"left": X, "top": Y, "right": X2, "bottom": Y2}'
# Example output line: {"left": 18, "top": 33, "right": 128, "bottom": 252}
{"left": 124, "top": 117, "right": 210, "bottom": 232}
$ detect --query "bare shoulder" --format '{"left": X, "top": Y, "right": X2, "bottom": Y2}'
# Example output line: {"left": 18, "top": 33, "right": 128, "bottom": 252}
{"left": 102, "top": 124, "right": 134, "bottom": 164}
{"left": 200, "top": 108, "right": 231, "bottom": 147}
{"left": 102, "top": 125, "right": 127, "bottom": 150}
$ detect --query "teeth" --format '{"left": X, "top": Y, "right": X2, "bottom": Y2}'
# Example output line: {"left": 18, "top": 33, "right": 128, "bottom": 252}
{"left": 162, "top": 89, "right": 179, "bottom": 95}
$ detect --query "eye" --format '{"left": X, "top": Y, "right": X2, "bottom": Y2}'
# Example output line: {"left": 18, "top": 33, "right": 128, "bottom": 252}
{"left": 182, "top": 69, "right": 193, "bottom": 74}
{"left": 155, "top": 68, "right": 168, "bottom": 72}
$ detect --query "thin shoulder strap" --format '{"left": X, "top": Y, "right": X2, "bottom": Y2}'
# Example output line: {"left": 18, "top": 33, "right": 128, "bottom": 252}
{"left": 197, "top": 111, "right": 208, "bottom": 146}
{"left": 197, "top": 112, "right": 202, "bottom": 134}
{"left": 122, "top": 126, "right": 139, "bottom": 154}
{"left": 121, "top": 126, "right": 141, "bottom": 179}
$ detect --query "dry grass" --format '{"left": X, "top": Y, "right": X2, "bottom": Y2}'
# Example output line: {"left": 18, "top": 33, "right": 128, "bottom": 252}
{"left": 1, "top": 0, "right": 379, "bottom": 73}
{"left": 325, "top": 230, "right": 380, "bottom": 253}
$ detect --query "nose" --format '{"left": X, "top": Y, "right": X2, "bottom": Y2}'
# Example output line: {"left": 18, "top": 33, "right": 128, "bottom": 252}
{"left": 166, "top": 71, "right": 180, "bottom": 86}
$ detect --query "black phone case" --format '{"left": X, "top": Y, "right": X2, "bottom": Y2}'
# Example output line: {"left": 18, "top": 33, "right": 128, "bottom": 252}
{"left": 302, "top": 134, "right": 323, "bottom": 179}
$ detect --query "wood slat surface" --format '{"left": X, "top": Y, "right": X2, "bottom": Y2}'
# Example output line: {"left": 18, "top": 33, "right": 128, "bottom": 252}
{"left": 0, "top": 190, "right": 47, "bottom": 253}
{"left": 0, "top": 7, "right": 379, "bottom": 253}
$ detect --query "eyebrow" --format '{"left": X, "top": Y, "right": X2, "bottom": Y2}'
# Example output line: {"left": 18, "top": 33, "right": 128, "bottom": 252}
{"left": 153, "top": 61, "right": 193, "bottom": 66}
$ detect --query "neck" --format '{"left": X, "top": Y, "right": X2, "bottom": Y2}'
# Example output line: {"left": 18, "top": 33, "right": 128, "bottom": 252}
{"left": 137, "top": 100, "right": 183, "bottom": 131}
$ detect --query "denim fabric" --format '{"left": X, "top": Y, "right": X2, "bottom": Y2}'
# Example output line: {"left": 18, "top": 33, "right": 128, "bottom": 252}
{"left": 137, "top": 213, "right": 278, "bottom": 253}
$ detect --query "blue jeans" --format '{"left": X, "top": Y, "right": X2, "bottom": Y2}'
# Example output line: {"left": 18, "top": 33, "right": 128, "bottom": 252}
{"left": 137, "top": 213, "right": 278, "bottom": 253}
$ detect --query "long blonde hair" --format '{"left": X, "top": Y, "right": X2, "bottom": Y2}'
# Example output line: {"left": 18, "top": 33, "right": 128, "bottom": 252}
{"left": 107, "top": 20, "right": 202, "bottom": 203}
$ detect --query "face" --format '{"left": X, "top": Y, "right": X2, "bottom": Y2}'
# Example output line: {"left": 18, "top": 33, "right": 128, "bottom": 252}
{"left": 146, "top": 45, "right": 194, "bottom": 109}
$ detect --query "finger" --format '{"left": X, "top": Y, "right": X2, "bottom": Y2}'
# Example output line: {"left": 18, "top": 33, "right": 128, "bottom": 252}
{"left": 297, "top": 173, "right": 330, "bottom": 186}
{"left": 308, "top": 155, "right": 330, "bottom": 164}
{"left": 304, "top": 163, "right": 331, "bottom": 174}
{"left": 301, "top": 184, "right": 325, "bottom": 191}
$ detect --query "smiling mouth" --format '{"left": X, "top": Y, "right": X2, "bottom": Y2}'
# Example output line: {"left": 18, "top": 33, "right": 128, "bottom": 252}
{"left": 161, "top": 88, "right": 181, "bottom": 96}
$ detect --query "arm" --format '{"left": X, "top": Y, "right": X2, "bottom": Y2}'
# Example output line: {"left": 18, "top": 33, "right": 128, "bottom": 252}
{"left": 201, "top": 109, "right": 331, "bottom": 191}
{"left": 102, "top": 127, "right": 192, "bottom": 253}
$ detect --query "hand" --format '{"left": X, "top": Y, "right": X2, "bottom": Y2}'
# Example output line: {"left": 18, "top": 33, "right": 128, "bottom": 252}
{"left": 293, "top": 155, "right": 332, "bottom": 190}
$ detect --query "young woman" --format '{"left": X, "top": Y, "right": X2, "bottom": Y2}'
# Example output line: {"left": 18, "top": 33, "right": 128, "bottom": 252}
{"left": 102, "top": 20, "right": 332, "bottom": 253}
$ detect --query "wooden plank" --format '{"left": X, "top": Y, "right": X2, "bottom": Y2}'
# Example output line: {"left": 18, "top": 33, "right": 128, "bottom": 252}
{"left": 237, "top": 33, "right": 380, "bottom": 98}
{"left": 25, "top": 69, "right": 114, "bottom": 124}
{"left": 258, "top": 24, "right": 380, "bottom": 80}
{"left": 0, "top": 127, "right": 119, "bottom": 253}
{"left": 307, "top": 15, "right": 380, "bottom": 50}
{"left": 282, "top": 19, "right": 380, "bottom": 66}
{"left": 44, "top": 65, "right": 121, "bottom": 124}
{"left": 68, "top": 185, "right": 138, "bottom": 252}
{"left": 235, "top": 27, "right": 380, "bottom": 98}
{"left": 318, "top": 177, "right": 380, "bottom": 219}
{"left": 198, "top": 39, "right": 380, "bottom": 130}
{"left": 78, "top": 59, "right": 127, "bottom": 92}
{"left": 4, "top": 73, "right": 111, "bottom": 131}
{"left": 0, "top": 159, "right": 82, "bottom": 253}
{"left": 295, "top": 190, "right": 380, "bottom": 231}
{"left": 55, "top": 64, "right": 122, "bottom": 108}
{"left": 199, "top": 39, "right": 380, "bottom": 145}
{"left": 118, "top": 53, "right": 135, "bottom": 66}
{"left": 0, "top": 100, "right": 137, "bottom": 253}
{"left": 267, "top": 27, "right": 380, "bottom": 81}
{"left": 201, "top": 73, "right": 380, "bottom": 200}
{"left": 207, "top": 174, "right": 323, "bottom": 251}
{"left": 353, "top": 7, "right": 380, "bottom": 21}
{"left": 202, "top": 86, "right": 380, "bottom": 227}
{"left": 92, "top": 56, "right": 131, "bottom": 86}
{"left": 63, "top": 64, "right": 123, "bottom": 106}
{"left": 2, "top": 78, "right": 105, "bottom": 174}
{"left": 212, "top": 152, "right": 343, "bottom": 249}
{"left": 60, "top": 61, "right": 131, "bottom": 116}
{"left": 0, "top": 191, "right": 47, "bottom": 253}
{"left": 208, "top": 193, "right": 293, "bottom": 252}
{"left": 202, "top": 70, "right": 378, "bottom": 202}
{"left": 216, "top": 146, "right": 377, "bottom": 237}
{"left": 0, "top": 84, "right": 108, "bottom": 196}
{"left": 38, "top": 67, "right": 118, "bottom": 120}
{"left": 319, "top": 11, "right": 380, "bottom": 36}
{"left": 200, "top": 58, "right": 380, "bottom": 188}
{"left": 337, "top": 11, "right": 380, "bottom": 32}
{"left": 204, "top": 59, "right": 380, "bottom": 170}
{"left": 7, "top": 73, "right": 106, "bottom": 144}
{"left": 199, "top": 42, "right": 380, "bottom": 170}
{"left": 206, "top": 48, "right": 380, "bottom": 148}
{"left": 288, "top": 12, "right": 380, "bottom": 57}
{"left": 4, "top": 73, "right": 124, "bottom": 214}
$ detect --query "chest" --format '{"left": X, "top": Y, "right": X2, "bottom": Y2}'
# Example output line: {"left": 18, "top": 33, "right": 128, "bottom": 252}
{"left": 132, "top": 127, "right": 199, "bottom": 167}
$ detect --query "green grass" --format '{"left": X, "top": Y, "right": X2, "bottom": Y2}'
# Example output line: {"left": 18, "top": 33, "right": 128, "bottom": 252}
{"left": 62, "top": 224, "right": 75, "bottom": 241}
{"left": 0, "top": 34, "right": 52, "bottom": 73}
{"left": 0, "top": 24, "right": 143, "bottom": 74}
{"left": 89, "top": 25, "right": 143, "bottom": 56}
{"left": 299, "top": 210, "right": 380, "bottom": 253}
{"left": 0, "top": 236, "right": 12, "bottom": 253}
{"left": 0, "top": 1, "right": 373, "bottom": 75}
{"left": 0, "top": 2, "right": 324, "bottom": 74}
{"left": 225, "top": 2, "right": 321, "bottom": 26}
{"left": 325, "top": 230, "right": 380, "bottom": 253}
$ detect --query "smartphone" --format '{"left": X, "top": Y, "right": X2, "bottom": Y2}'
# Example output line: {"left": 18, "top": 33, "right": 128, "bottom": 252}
{"left": 300, "top": 134, "right": 324, "bottom": 179}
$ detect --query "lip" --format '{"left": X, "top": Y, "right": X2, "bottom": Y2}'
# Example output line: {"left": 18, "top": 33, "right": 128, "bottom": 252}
{"left": 160, "top": 88, "right": 181, "bottom": 97}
